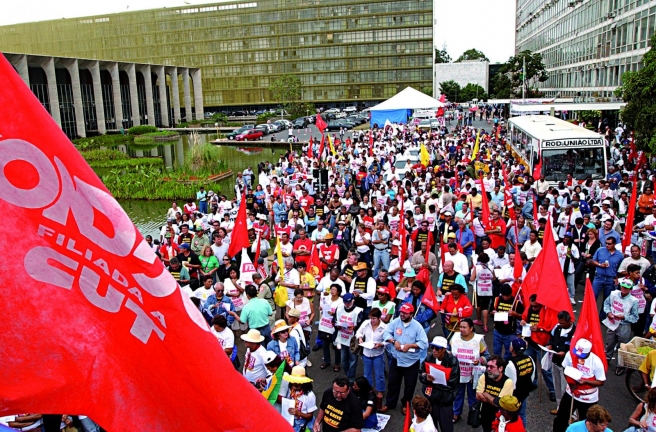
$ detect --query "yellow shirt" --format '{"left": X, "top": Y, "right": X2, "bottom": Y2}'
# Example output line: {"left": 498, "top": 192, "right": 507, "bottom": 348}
{"left": 639, "top": 350, "right": 656, "bottom": 382}
{"left": 468, "top": 194, "right": 483, "bottom": 210}
{"left": 476, "top": 374, "right": 514, "bottom": 397}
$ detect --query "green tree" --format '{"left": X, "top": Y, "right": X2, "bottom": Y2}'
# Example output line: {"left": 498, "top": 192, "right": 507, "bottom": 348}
{"left": 459, "top": 83, "right": 488, "bottom": 102}
{"left": 616, "top": 34, "right": 656, "bottom": 151}
{"left": 420, "top": 86, "right": 433, "bottom": 97}
{"left": 439, "top": 80, "right": 461, "bottom": 103}
{"left": 435, "top": 47, "right": 451, "bottom": 64}
{"left": 269, "top": 74, "right": 302, "bottom": 114}
{"left": 491, "top": 73, "right": 512, "bottom": 99}
{"left": 455, "top": 49, "right": 489, "bottom": 63}
{"left": 288, "top": 102, "right": 316, "bottom": 119}
{"left": 500, "top": 50, "right": 548, "bottom": 97}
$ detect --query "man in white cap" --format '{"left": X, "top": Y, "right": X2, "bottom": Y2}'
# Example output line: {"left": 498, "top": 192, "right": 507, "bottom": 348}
{"left": 241, "top": 329, "right": 268, "bottom": 384}
{"left": 552, "top": 338, "right": 606, "bottom": 432}
{"left": 419, "top": 336, "right": 460, "bottom": 432}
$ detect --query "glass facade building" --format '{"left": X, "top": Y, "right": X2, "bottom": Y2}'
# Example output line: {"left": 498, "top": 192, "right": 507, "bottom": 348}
{"left": 0, "top": 0, "right": 433, "bottom": 109}
{"left": 516, "top": 0, "right": 656, "bottom": 100}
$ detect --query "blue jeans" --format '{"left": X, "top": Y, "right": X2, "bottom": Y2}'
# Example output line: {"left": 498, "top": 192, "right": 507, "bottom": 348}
{"left": 341, "top": 345, "right": 359, "bottom": 380}
{"left": 493, "top": 330, "right": 514, "bottom": 360}
{"left": 593, "top": 276, "right": 616, "bottom": 320}
{"left": 79, "top": 418, "right": 101, "bottom": 432}
{"left": 199, "top": 200, "right": 208, "bottom": 214}
{"left": 373, "top": 249, "right": 390, "bottom": 279}
{"left": 363, "top": 354, "right": 387, "bottom": 392}
{"left": 518, "top": 398, "right": 527, "bottom": 426}
{"left": 453, "top": 381, "right": 477, "bottom": 416}
{"left": 525, "top": 345, "right": 555, "bottom": 393}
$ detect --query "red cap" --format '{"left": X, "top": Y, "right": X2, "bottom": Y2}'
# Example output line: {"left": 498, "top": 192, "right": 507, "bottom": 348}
{"left": 399, "top": 303, "right": 415, "bottom": 314}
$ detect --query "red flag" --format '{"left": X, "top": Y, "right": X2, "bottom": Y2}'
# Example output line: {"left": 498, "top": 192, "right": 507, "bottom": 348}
{"left": 622, "top": 176, "right": 638, "bottom": 252}
{"left": 369, "top": 132, "right": 374, "bottom": 157}
{"left": 571, "top": 279, "right": 608, "bottom": 371}
{"left": 403, "top": 401, "right": 412, "bottom": 432}
{"left": 253, "top": 231, "right": 262, "bottom": 267}
{"left": 315, "top": 114, "right": 327, "bottom": 133}
{"left": 310, "top": 244, "right": 323, "bottom": 280}
{"left": 502, "top": 166, "right": 516, "bottom": 221}
{"left": 399, "top": 193, "right": 407, "bottom": 265}
{"left": 478, "top": 175, "right": 491, "bottom": 228}
{"left": 0, "top": 54, "right": 291, "bottom": 431}
{"left": 532, "top": 149, "right": 542, "bottom": 181}
{"left": 307, "top": 138, "right": 313, "bottom": 158}
{"left": 227, "top": 192, "right": 250, "bottom": 258}
{"left": 318, "top": 133, "right": 325, "bottom": 159}
{"left": 439, "top": 94, "right": 446, "bottom": 103}
{"left": 511, "top": 242, "right": 523, "bottom": 296}
{"left": 520, "top": 217, "right": 573, "bottom": 316}
{"left": 417, "top": 268, "right": 439, "bottom": 313}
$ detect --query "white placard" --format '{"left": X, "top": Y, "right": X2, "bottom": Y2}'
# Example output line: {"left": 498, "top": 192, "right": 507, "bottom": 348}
{"left": 602, "top": 317, "right": 620, "bottom": 331}
{"left": 521, "top": 324, "right": 532, "bottom": 337}
{"left": 427, "top": 364, "right": 448, "bottom": 386}
{"left": 280, "top": 398, "right": 295, "bottom": 425}
{"left": 359, "top": 341, "right": 377, "bottom": 350}
{"left": 538, "top": 344, "right": 558, "bottom": 354}
{"left": 494, "top": 312, "right": 509, "bottom": 322}
{"left": 564, "top": 366, "right": 583, "bottom": 382}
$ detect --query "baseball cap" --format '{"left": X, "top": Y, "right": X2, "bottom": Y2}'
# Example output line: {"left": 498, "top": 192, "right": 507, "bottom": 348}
{"left": 619, "top": 280, "right": 634, "bottom": 290}
{"left": 573, "top": 338, "right": 592, "bottom": 359}
{"left": 430, "top": 336, "right": 449, "bottom": 349}
{"left": 496, "top": 395, "right": 522, "bottom": 413}
{"left": 511, "top": 338, "right": 527, "bottom": 353}
{"left": 179, "top": 244, "right": 190, "bottom": 249}
{"left": 602, "top": 200, "right": 611, "bottom": 205}
{"left": 399, "top": 303, "right": 415, "bottom": 314}
{"left": 342, "top": 293, "right": 355, "bottom": 303}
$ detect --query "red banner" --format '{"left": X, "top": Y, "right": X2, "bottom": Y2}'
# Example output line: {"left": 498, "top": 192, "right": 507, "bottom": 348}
{"left": 0, "top": 54, "right": 291, "bottom": 431}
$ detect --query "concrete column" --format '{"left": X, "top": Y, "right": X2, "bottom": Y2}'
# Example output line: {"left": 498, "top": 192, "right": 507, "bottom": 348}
{"left": 168, "top": 67, "right": 181, "bottom": 125}
{"left": 191, "top": 69, "right": 204, "bottom": 121}
{"left": 63, "top": 59, "right": 86, "bottom": 137}
{"left": 89, "top": 61, "right": 106, "bottom": 134}
{"left": 108, "top": 63, "right": 124, "bottom": 130}
{"left": 163, "top": 141, "right": 173, "bottom": 168}
{"left": 126, "top": 63, "right": 141, "bottom": 126}
{"left": 41, "top": 57, "right": 61, "bottom": 127}
{"left": 182, "top": 68, "right": 192, "bottom": 121}
{"left": 175, "top": 138, "right": 184, "bottom": 167}
{"left": 139, "top": 65, "right": 156, "bottom": 126}
{"left": 14, "top": 55, "right": 30, "bottom": 88}
{"left": 156, "top": 66, "right": 170, "bottom": 127}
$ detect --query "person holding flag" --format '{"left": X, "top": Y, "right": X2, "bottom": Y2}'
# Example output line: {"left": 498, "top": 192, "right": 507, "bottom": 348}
{"left": 419, "top": 336, "right": 460, "bottom": 432}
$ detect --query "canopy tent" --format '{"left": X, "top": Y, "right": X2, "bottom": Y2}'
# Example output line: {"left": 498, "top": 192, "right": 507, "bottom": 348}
{"left": 369, "top": 86, "right": 445, "bottom": 127}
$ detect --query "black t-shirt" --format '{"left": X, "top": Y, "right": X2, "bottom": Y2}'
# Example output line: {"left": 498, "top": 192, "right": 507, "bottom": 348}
{"left": 176, "top": 251, "right": 202, "bottom": 277}
{"left": 493, "top": 296, "right": 524, "bottom": 335}
{"left": 320, "top": 388, "right": 364, "bottom": 432}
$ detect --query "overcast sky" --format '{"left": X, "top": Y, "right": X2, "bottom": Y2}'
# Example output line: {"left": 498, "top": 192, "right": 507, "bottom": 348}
{"left": 0, "top": 0, "right": 516, "bottom": 63}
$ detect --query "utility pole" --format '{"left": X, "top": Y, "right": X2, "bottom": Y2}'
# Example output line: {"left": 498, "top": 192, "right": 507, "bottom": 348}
{"left": 522, "top": 56, "right": 526, "bottom": 100}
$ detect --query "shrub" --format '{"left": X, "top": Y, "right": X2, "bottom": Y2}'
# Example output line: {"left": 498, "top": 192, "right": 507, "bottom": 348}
{"left": 80, "top": 149, "right": 129, "bottom": 162}
{"left": 73, "top": 134, "right": 132, "bottom": 150}
{"left": 128, "top": 125, "right": 158, "bottom": 135}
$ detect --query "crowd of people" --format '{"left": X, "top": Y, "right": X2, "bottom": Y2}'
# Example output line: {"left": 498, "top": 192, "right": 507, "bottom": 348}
{"left": 7, "top": 112, "right": 652, "bottom": 432}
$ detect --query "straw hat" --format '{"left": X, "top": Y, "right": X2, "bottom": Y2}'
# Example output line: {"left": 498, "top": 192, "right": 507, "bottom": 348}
{"left": 240, "top": 329, "right": 265, "bottom": 343}
{"left": 271, "top": 319, "right": 291, "bottom": 334}
{"left": 283, "top": 366, "right": 313, "bottom": 384}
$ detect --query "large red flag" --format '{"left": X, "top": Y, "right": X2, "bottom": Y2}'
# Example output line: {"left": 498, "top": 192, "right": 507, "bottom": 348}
{"left": 511, "top": 242, "right": 523, "bottom": 296}
{"left": 622, "top": 174, "right": 638, "bottom": 252}
{"left": 309, "top": 244, "right": 323, "bottom": 280}
{"left": 307, "top": 138, "right": 313, "bottom": 158}
{"left": 0, "top": 54, "right": 291, "bottom": 431}
{"left": 571, "top": 279, "right": 608, "bottom": 371}
{"left": 318, "top": 133, "right": 325, "bottom": 160}
{"left": 418, "top": 267, "right": 440, "bottom": 313}
{"left": 399, "top": 193, "right": 407, "bottom": 265}
{"left": 403, "top": 401, "right": 412, "bottom": 432}
{"left": 369, "top": 131, "right": 374, "bottom": 157}
{"left": 478, "top": 175, "right": 491, "bottom": 228}
{"left": 502, "top": 165, "right": 516, "bottom": 221}
{"left": 315, "top": 113, "right": 327, "bottom": 133}
{"left": 521, "top": 217, "right": 573, "bottom": 317}
{"left": 227, "top": 192, "right": 250, "bottom": 258}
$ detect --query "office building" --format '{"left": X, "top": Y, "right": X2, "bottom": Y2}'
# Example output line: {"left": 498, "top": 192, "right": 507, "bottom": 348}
{"left": 0, "top": 0, "right": 433, "bottom": 109}
{"left": 515, "top": 0, "right": 656, "bottom": 100}
{"left": 2, "top": 52, "right": 202, "bottom": 138}
{"left": 433, "top": 60, "right": 489, "bottom": 97}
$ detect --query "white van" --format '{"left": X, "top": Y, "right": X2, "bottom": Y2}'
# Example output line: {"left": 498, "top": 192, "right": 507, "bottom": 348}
{"left": 413, "top": 109, "right": 436, "bottom": 119}
{"left": 343, "top": 106, "right": 358, "bottom": 114}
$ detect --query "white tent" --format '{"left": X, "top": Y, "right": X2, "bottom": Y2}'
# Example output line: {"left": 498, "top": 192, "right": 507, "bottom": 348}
{"left": 369, "top": 87, "right": 445, "bottom": 127}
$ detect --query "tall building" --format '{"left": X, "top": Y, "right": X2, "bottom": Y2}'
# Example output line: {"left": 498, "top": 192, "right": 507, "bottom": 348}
{"left": 0, "top": 0, "right": 433, "bottom": 109}
{"left": 515, "top": 0, "right": 656, "bottom": 101}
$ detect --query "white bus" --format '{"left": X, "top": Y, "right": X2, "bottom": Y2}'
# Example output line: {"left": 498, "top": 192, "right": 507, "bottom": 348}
{"left": 507, "top": 115, "right": 607, "bottom": 183}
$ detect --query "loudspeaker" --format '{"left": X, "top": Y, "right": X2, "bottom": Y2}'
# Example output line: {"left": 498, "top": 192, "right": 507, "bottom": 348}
{"left": 313, "top": 169, "right": 329, "bottom": 189}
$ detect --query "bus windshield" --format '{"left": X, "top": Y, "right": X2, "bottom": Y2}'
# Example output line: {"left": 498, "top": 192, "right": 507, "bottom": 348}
{"left": 542, "top": 147, "right": 605, "bottom": 182}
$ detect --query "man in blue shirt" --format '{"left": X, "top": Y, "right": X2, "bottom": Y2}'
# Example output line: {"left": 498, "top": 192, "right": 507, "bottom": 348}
{"left": 606, "top": 165, "right": 622, "bottom": 191}
{"left": 455, "top": 220, "right": 475, "bottom": 261}
{"left": 597, "top": 218, "right": 621, "bottom": 245}
{"left": 591, "top": 236, "right": 624, "bottom": 320}
{"left": 380, "top": 303, "right": 428, "bottom": 415}
{"left": 506, "top": 216, "right": 531, "bottom": 250}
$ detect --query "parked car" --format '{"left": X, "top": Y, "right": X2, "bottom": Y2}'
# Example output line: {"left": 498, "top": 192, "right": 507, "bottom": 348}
{"left": 320, "top": 113, "right": 336, "bottom": 121}
{"left": 204, "top": 112, "right": 214, "bottom": 119}
{"left": 275, "top": 119, "right": 293, "bottom": 130}
{"left": 335, "top": 112, "right": 347, "bottom": 119}
{"left": 326, "top": 120, "right": 354, "bottom": 131}
{"left": 430, "top": 119, "right": 440, "bottom": 130}
{"left": 325, "top": 108, "right": 340, "bottom": 114}
{"left": 346, "top": 115, "right": 365, "bottom": 125}
{"left": 235, "top": 129, "right": 264, "bottom": 141}
{"left": 226, "top": 126, "right": 252, "bottom": 140}
{"left": 292, "top": 117, "right": 310, "bottom": 128}
{"left": 255, "top": 124, "right": 273, "bottom": 135}
{"left": 343, "top": 106, "right": 358, "bottom": 114}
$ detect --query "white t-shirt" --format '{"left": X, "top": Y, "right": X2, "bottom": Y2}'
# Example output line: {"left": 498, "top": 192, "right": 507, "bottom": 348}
{"left": 355, "top": 231, "right": 371, "bottom": 254}
{"left": 410, "top": 414, "right": 438, "bottom": 432}
{"left": 212, "top": 326, "right": 235, "bottom": 350}
{"left": 562, "top": 352, "right": 606, "bottom": 403}
{"left": 243, "top": 346, "right": 268, "bottom": 383}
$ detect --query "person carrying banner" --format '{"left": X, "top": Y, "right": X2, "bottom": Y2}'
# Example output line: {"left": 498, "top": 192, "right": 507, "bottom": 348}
{"left": 552, "top": 338, "right": 606, "bottom": 432}
{"left": 419, "top": 336, "right": 460, "bottom": 432}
